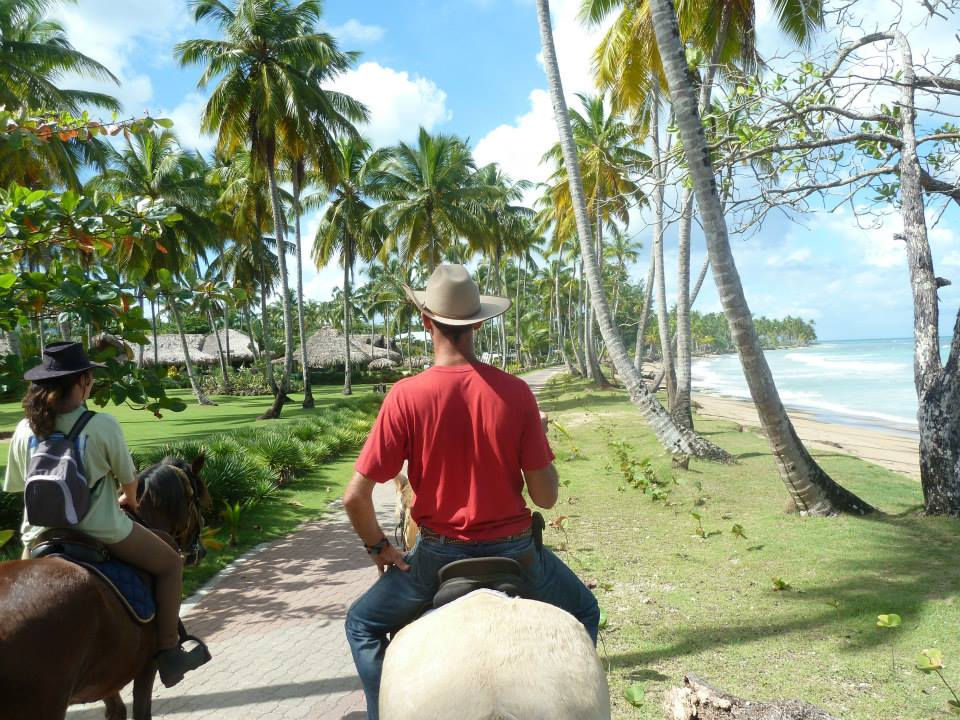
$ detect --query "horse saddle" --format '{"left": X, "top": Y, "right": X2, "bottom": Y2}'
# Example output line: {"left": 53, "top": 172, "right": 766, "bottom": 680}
{"left": 432, "top": 557, "right": 534, "bottom": 610}
{"left": 30, "top": 529, "right": 156, "bottom": 624}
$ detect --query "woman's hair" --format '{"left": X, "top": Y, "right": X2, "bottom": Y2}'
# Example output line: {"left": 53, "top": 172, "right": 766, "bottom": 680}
{"left": 22, "top": 371, "right": 90, "bottom": 437}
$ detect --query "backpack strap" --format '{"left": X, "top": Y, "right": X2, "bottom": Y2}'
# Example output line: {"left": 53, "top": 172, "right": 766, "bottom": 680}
{"left": 66, "top": 410, "right": 96, "bottom": 442}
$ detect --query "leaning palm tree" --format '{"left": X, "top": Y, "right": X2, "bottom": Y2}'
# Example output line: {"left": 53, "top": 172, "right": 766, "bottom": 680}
{"left": 98, "top": 128, "right": 216, "bottom": 405}
{"left": 311, "top": 137, "right": 386, "bottom": 395}
{"left": 640, "top": 0, "right": 871, "bottom": 515}
{"left": 541, "top": 93, "right": 647, "bottom": 386}
{"left": 176, "top": 0, "right": 344, "bottom": 419}
{"left": 371, "top": 127, "right": 491, "bottom": 270}
{"left": 585, "top": 0, "right": 826, "bottom": 428}
{"left": 535, "top": 0, "right": 730, "bottom": 463}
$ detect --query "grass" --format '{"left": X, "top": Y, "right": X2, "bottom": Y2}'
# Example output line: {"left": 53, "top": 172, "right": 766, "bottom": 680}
{"left": 0, "top": 385, "right": 380, "bottom": 595}
{"left": 537, "top": 377, "right": 958, "bottom": 720}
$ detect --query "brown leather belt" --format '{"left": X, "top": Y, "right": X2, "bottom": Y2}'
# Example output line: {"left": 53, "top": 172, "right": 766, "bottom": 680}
{"left": 419, "top": 525, "right": 532, "bottom": 546}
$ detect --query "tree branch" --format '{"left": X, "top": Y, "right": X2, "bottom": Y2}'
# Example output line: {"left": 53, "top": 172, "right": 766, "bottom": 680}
{"left": 920, "top": 168, "right": 960, "bottom": 206}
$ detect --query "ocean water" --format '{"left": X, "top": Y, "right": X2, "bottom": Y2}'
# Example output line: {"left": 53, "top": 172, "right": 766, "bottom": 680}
{"left": 690, "top": 338, "right": 951, "bottom": 436}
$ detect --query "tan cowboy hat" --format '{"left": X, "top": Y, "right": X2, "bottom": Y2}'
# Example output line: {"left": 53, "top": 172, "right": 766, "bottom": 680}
{"left": 403, "top": 264, "right": 511, "bottom": 326}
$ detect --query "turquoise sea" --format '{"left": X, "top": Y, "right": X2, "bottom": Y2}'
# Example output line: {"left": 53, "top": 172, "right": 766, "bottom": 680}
{"left": 690, "top": 338, "right": 951, "bottom": 436}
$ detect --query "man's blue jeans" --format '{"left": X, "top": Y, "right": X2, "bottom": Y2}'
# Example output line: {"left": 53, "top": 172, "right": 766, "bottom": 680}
{"left": 344, "top": 534, "right": 600, "bottom": 720}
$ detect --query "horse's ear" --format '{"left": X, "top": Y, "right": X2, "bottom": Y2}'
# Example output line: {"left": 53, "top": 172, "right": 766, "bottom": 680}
{"left": 192, "top": 453, "right": 206, "bottom": 477}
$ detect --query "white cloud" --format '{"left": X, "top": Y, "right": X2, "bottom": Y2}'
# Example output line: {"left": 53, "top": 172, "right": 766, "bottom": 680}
{"left": 331, "top": 62, "right": 451, "bottom": 147}
{"left": 53, "top": 0, "right": 191, "bottom": 114}
{"left": 163, "top": 93, "right": 215, "bottom": 155}
{"left": 767, "top": 248, "right": 812, "bottom": 267}
{"left": 473, "top": 0, "right": 610, "bottom": 189}
{"left": 328, "top": 19, "right": 385, "bottom": 44}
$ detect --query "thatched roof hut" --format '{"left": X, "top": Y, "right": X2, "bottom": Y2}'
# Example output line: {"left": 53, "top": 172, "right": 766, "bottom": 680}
{"left": 284, "top": 327, "right": 403, "bottom": 368}
{"left": 367, "top": 358, "right": 397, "bottom": 370}
{"left": 200, "top": 330, "right": 256, "bottom": 363}
{"left": 405, "top": 355, "right": 432, "bottom": 369}
{"left": 143, "top": 334, "right": 218, "bottom": 366}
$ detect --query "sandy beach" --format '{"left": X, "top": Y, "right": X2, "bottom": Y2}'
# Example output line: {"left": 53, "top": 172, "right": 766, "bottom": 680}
{"left": 691, "top": 392, "right": 920, "bottom": 479}
{"left": 640, "top": 363, "right": 921, "bottom": 479}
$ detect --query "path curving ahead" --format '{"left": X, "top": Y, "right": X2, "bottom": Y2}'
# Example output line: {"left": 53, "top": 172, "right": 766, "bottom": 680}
{"left": 67, "top": 367, "right": 564, "bottom": 720}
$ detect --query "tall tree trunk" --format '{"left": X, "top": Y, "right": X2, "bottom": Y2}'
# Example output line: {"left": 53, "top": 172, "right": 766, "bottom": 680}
{"left": 555, "top": 262, "right": 576, "bottom": 375}
{"left": 648, "top": 0, "right": 871, "bottom": 512}
{"left": 343, "top": 244, "right": 353, "bottom": 396}
{"left": 635, "top": 242, "right": 656, "bottom": 375}
{"left": 674, "top": 4, "right": 730, "bottom": 431}
{"left": 590, "top": 202, "right": 610, "bottom": 386}
{"left": 224, "top": 305, "right": 232, "bottom": 367}
{"left": 246, "top": 306, "right": 261, "bottom": 363}
{"left": 889, "top": 31, "right": 960, "bottom": 515}
{"left": 261, "top": 151, "right": 294, "bottom": 420}
{"left": 536, "top": 0, "right": 730, "bottom": 461}
{"left": 151, "top": 297, "right": 159, "bottom": 367}
{"left": 259, "top": 262, "right": 279, "bottom": 396}
{"left": 570, "top": 260, "right": 587, "bottom": 375}
{"left": 207, "top": 306, "right": 229, "bottom": 388}
{"left": 292, "top": 163, "right": 315, "bottom": 409}
{"left": 653, "top": 105, "right": 677, "bottom": 408}
{"left": 169, "top": 297, "right": 213, "bottom": 406}
{"left": 137, "top": 294, "right": 145, "bottom": 369}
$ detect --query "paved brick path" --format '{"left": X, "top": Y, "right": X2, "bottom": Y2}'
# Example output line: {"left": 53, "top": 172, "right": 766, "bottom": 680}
{"left": 67, "top": 368, "right": 562, "bottom": 720}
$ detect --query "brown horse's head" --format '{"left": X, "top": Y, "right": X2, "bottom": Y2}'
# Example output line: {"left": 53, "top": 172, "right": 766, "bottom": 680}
{"left": 136, "top": 455, "right": 210, "bottom": 566}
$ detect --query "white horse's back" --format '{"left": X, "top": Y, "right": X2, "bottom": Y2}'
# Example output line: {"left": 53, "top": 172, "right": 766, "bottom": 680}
{"left": 380, "top": 590, "right": 610, "bottom": 720}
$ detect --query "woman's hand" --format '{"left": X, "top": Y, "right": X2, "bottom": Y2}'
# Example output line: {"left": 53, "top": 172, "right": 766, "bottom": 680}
{"left": 118, "top": 493, "right": 139, "bottom": 515}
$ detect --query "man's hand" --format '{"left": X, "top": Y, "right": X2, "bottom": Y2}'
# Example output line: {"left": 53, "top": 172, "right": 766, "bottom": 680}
{"left": 372, "top": 543, "right": 410, "bottom": 576}
{"left": 540, "top": 411, "right": 549, "bottom": 435}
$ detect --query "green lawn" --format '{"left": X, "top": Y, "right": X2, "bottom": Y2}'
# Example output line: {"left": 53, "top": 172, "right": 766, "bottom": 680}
{"left": 537, "top": 378, "right": 958, "bottom": 720}
{"left": 0, "top": 386, "right": 377, "bottom": 594}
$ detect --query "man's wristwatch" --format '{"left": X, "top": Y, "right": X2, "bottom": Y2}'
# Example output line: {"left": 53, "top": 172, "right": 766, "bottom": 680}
{"left": 364, "top": 537, "right": 390, "bottom": 556}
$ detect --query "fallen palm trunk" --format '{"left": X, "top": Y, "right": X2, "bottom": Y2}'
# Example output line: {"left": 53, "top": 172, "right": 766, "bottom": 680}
{"left": 664, "top": 675, "right": 840, "bottom": 720}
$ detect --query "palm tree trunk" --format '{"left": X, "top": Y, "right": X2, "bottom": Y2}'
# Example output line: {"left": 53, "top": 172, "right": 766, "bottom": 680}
{"left": 653, "top": 104, "right": 677, "bottom": 408}
{"left": 647, "top": 0, "right": 871, "bottom": 512}
{"left": 151, "top": 297, "right": 159, "bottom": 366}
{"left": 343, "top": 242, "right": 353, "bottom": 395}
{"left": 536, "top": 0, "right": 730, "bottom": 461}
{"left": 292, "top": 165, "right": 315, "bottom": 409}
{"left": 261, "top": 152, "right": 294, "bottom": 420}
{"left": 224, "top": 305, "right": 232, "bottom": 367}
{"left": 635, "top": 242, "right": 656, "bottom": 375}
{"left": 207, "top": 306, "right": 229, "bottom": 387}
{"left": 137, "top": 294, "right": 145, "bottom": 369}
{"left": 169, "top": 297, "right": 213, "bottom": 406}
{"left": 259, "top": 263, "right": 278, "bottom": 396}
{"left": 570, "top": 261, "right": 587, "bottom": 375}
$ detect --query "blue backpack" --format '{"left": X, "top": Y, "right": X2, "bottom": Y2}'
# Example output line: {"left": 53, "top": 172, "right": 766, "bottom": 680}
{"left": 24, "top": 411, "right": 98, "bottom": 527}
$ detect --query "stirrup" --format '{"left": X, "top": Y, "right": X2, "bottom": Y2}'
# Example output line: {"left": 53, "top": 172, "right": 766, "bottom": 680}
{"left": 155, "top": 624, "right": 212, "bottom": 688}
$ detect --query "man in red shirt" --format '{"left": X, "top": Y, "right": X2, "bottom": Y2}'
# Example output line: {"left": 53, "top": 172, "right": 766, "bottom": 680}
{"left": 343, "top": 265, "right": 599, "bottom": 720}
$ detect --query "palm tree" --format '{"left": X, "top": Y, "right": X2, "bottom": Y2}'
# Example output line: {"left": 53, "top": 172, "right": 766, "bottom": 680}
{"left": 311, "top": 137, "right": 386, "bottom": 395}
{"left": 98, "top": 128, "right": 215, "bottom": 405}
{"left": 535, "top": 0, "right": 730, "bottom": 462}
{"left": 279, "top": 45, "right": 368, "bottom": 409}
{"left": 644, "top": 0, "right": 871, "bottom": 514}
{"left": 372, "top": 127, "right": 490, "bottom": 270}
{"left": 541, "top": 93, "right": 647, "bottom": 385}
{"left": 0, "top": 0, "right": 120, "bottom": 189}
{"left": 176, "top": 0, "right": 344, "bottom": 419}
{"left": 585, "top": 0, "right": 826, "bottom": 428}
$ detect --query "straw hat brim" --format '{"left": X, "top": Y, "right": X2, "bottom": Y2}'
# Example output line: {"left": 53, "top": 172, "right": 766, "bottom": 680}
{"left": 403, "top": 286, "right": 511, "bottom": 326}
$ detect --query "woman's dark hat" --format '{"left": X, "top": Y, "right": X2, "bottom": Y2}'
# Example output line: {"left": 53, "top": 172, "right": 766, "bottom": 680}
{"left": 24, "top": 342, "right": 106, "bottom": 381}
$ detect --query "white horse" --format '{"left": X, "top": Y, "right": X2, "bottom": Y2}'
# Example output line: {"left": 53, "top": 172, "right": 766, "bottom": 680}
{"left": 381, "top": 479, "right": 611, "bottom": 720}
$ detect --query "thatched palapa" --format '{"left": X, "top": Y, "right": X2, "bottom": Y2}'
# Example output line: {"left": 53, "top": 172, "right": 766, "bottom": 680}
{"left": 143, "top": 334, "right": 217, "bottom": 366}
{"left": 200, "top": 329, "right": 256, "bottom": 363}
{"left": 367, "top": 358, "right": 397, "bottom": 370}
{"left": 283, "top": 327, "right": 403, "bottom": 369}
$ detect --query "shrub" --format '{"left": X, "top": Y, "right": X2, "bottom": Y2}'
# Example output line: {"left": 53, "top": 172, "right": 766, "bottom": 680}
{"left": 246, "top": 432, "right": 310, "bottom": 484}
{"left": 201, "top": 449, "right": 274, "bottom": 511}
{"left": 290, "top": 422, "right": 318, "bottom": 442}
{"left": 137, "top": 440, "right": 206, "bottom": 471}
{"left": 302, "top": 438, "right": 334, "bottom": 464}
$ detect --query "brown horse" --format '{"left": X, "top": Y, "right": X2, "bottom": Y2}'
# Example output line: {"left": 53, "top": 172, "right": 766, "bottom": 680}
{"left": 0, "top": 455, "right": 210, "bottom": 720}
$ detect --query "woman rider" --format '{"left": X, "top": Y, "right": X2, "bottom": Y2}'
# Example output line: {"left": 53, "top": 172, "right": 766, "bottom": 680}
{"left": 2, "top": 342, "right": 204, "bottom": 687}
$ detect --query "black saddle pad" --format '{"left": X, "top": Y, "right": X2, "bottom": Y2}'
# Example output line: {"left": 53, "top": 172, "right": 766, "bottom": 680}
{"left": 433, "top": 557, "right": 533, "bottom": 610}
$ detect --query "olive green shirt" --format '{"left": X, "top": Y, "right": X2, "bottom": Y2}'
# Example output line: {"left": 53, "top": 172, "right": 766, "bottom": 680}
{"left": 3, "top": 407, "right": 136, "bottom": 545}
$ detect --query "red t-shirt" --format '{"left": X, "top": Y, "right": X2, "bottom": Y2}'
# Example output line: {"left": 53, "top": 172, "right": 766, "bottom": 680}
{"left": 355, "top": 362, "right": 555, "bottom": 540}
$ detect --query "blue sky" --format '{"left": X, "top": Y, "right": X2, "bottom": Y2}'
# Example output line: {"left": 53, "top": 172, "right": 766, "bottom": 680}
{"left": 52, "top": 0, "right": 960, "bottom": 342}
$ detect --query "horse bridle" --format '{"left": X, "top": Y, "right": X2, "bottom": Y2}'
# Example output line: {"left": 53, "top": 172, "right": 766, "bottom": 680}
{"left": 166, "top": 464, "right": 206, "bottom": 566}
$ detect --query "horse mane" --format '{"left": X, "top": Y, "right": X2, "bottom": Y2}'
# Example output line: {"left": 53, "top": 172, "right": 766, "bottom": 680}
{"left": 137, "top": 456, "right": 211, "bottom": 517}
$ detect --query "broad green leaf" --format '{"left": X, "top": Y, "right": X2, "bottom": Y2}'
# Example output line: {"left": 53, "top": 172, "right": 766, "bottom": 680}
{"left": 598, "top": 608, "right": 608, "bottom": 630}
{"left": 689, "top": 512, "right": 701, "bottom": 521}
{"left": 0, "top": 529, "right": 14, "bottom": 548}
{"left": 0, "top": 273, "right": 16, "bottom": 289}
{"left": 154, "top": 118, "right": 174, "bottom": 128}
{"left": 876, "top": 614, "right": 901, "bottom": 628}
{"left": 948, "top": 700, "right": 960, "bottom": 714}
{"left": 623, "top": 683, "right": 645, "bottom": 707}
{"left": 917, "top": 649, "right": 944, "bottom": 672}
